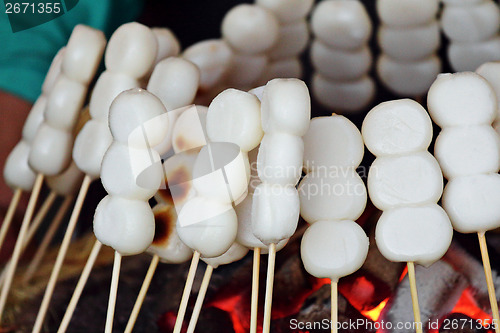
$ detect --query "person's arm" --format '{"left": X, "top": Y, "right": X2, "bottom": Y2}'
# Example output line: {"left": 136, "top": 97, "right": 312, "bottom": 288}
{"left": 0, "top": 92, "right": 31, "bottom": 212}
{"left": 0, "top": 0, "right": 142, "bottom": 213}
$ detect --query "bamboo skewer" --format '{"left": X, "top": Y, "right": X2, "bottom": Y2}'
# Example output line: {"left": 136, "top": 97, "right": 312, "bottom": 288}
{"left": 124, "top": 254, "right": 160, "bottom": 333}
{"left": 186, "top": 264, "right": 214, "bottom": 333}
{"left": 0, "top": 189, "right": 22, "bottom": 255}
{"left": 57, "top": 239, "right": 102, "bottom": 333}
{"left": 0, "top": 174, "right": 44, "bottom": 322}
{"left": 105, "top": 251, "right": 122, "bottom": 333}
{"left": 23, "top": 191, "right": 58, "bottom": 249}
{"left": 23, "top": 195, "right": 73, "bottom": 284}
{"left": 32, "top": 175, "right": 92, "bottom": 333}
{"left": 407, "top": 262, "right": 423, "bottom": 333}
{"left": 262, "top": 243, "right": 276, "bottom": 333}
{"left": 0, "top": 191, "right": 59, "bottom": 288}
{"left": 173, "top": 251, "right": 201, "bottom": 333}
{"left": 250, "top": 247, "right": 261, "bottom": 333}
{"left": 331, "top": 280, "right": 338, "bottom": 333}
{"left": 478, "top": 232, "right": 500, "bottom": 333}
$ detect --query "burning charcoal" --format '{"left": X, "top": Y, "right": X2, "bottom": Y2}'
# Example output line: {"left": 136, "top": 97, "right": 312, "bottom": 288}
{"left": 439, "top": 313, "right": 489, "bottom": 333}
{"left": 341, "top": 214, "right": 406, "bottom": 311}
{"left": 295, "top": 284, "right": 376, "bottom": 333}
{"left": 444, "top": 241, "right": 500, "bottom": 311}
{"left": 380, "top": 260, "right": 468, "bottom": 333}
{"left": 194, "top": 307, "right": 236, "bottom": 333}
{"left": 273, "top": 246, "right": 318, "bottom": 317}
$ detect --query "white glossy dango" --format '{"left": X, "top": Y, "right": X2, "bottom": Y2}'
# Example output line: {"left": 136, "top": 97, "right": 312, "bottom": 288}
{"left": 368, "top": 152, "right": 443, "bottom": 210}
{"left": 248, "top": 86, "right": 265, "bottom": 102}
{"left": 207, "top": 89, "right": 263, "bottom": 152}
{"left": 378, "top": 22, "right": 440, "bottom": 61}
{"left": 298, "top": 170, "right": 367, "bottom": 224}
{"left": 192, "top": 142, "right": 248, "bottom": 204}
{"left": 108, "top": 88, "right": 168, "bottom": 149}
{"left": 153, "top": 108, "right": 185, "bottom": 156}
{"left": 147, "top": 204, "right": 192, "bottom": 264}
{"left": 312, "top": 74, "right": 375, "bottom": 112}
{"left": 361, "top": 99, "right": 433, "bottom": 157}
{"left": 22, "top": 97, "right": 47, "bottom": 143}
{"left": 261, "top": 78, "right": 310, "bottom": 136}
{"left": 448, "top": 38, "right": 500, "bottom": 72}
{"left": 46, "top": 162, "right": 84, "bottom": 196}
{"left": 441, "top": 1, "right": 500, "bottom": 43}
{"left": 73, "top": 120, "right": 113, "bottom": 179}
{"left": 3, "top": 142, "right": 37, "bottom": 191}
{"left": 301, "top": 220, "right": 369, "bottom": 280}
{"left": 311, "top": 41, "right": 372, "bottom": 81}
{"left": 476, "top": 62, "right": 500, "bottom": 106}
{"left": 435, "top": 126, "right": 500, "bottom": 179}
{"left": 235, "top": 192, "right": 287, "bottom": 252}
{"left": 251, "top": 183, "right": 300, "bottom": 245}
{"left": 177, "top": 197, "right": 238, "bottom": 258}
{"left": 42, "top": 47, "right": 65, "bottom": 95}
{"left": 29, "top": 124, "right": 72, "bottom": 176}
{"left": 183, "top": 39, "right": 232, "bottom": 91}
{"left": 427, "top": 72, "right": 496, "bottom": 128}
{"left": 377, "top": 55, "right": 441, "bottom": 96}
{"left": 105, "top": 22, "right": 158, "bottom": 79}
{"left": 151, "top": 28, "right": 180, "bottom": 64}
{"left": 269, "top": 20, "right": 309, "bottom": 60}
{"left": 222, "top": 4, "right": 280, "bottom": 55}
{"left": 172, "top": 105, "right": 208, "bottom": 154}
{"left": 303, "top": 116, "right": 364, "bottom": 172}
{"left": 256, "top": 133, "right": 303, "bottom": 186}
{"left": 202, "top": 242, "right": 249, "bottom": 268}
{"left": 225, "top": 53, "right": 267, "bottom": 88}
{"left": 155, "top": 152, "right": 197, "bottom": 210}
{"left": 88, "top": 72, "right": 140, "bottom": 121}
{"left": 443, "top": 174, "right": 500, "bottom": 233}
{"left": 256, "top": 0, "right": 314, "bottom": 23}
{"left": 311, "top": 0, "right": 372, "bottom": 50}
{"left": 100, "top": 143, "right": 163, "bottom": 200}
{"left": 376, "top": 0, "right": 438, "bottom": 28}
{"left": 44, "top": 75, "right": 87, "bottom": 130}
{"left": 262, "top": 59, "right": 302, "bottom": 82}
{"left": 62, "top": 25, "right": 106, "bottom": 84}
{"left": 147, "top": 57, "right": 200, "bottom": 111}
{"left": 375, "top": 205, "right": 453, "bottom": 267}
{"left": 94, "top": 195, "right": 155, "bottom": 256}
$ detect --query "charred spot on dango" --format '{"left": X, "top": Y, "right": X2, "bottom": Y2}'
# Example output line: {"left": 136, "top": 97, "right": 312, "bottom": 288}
{"left": 158, "top": 166, "right": 191, "bottom": 204}
{"left": 152, "top": 205, "right": 176, "bottom": 246}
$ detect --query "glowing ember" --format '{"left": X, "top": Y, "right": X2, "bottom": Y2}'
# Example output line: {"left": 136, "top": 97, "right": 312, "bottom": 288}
{"left": 452, "top": 287, "right": 492, "bottom": 323}
{"left": 362, "top": 298, "right": 389, "bottom": 322}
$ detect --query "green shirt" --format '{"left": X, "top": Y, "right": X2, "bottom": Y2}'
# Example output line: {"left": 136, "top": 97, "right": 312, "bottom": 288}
{"left": 0, "top": 0, "right": 142, "bottom": 103}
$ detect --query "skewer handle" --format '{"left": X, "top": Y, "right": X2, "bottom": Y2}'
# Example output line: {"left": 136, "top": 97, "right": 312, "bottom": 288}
{"left": 250, "top": 247, "right": 261, "bottom": 333}
{"left": 407, "top": 261, "right": 423, "bottom": 333}
{"left": 478, "top": 232, "right": 500, "bottom": 333}
{"left": 57, "top": 240, "right": 102, "bottom": 333}
{"left": 23, "top": 195, "right": 73, "bottom": 284}
{"left": 331, "top": 279, "right": 338, "bottom": 333}
{"left": 0, "top": 174, "right": 44, "bottom": 322}
{"left": 23, "top": 191, "right": 58, "bottom": 250}
{"left": 124, "top": 254, "right": 160, "bottom": 333}
{"left": 173, "top": 251, "right": 201, "bottom": 333}
{"left": 186, "top": 265, "right": 214, "bottom": 333}
{"left": 105, "top": 251, "right": 122, "bottom": 333}
{"left": 262, "top": 243, "right": 276, "bottom": 333}
{"left": 32, "top": 175, "right": 92, "bottom": 333}
{"left": 0, "top": 191, "right": 58, "bottom": 288}
{"left": 0, "top": 188, "right": 22, "bottom": 255}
